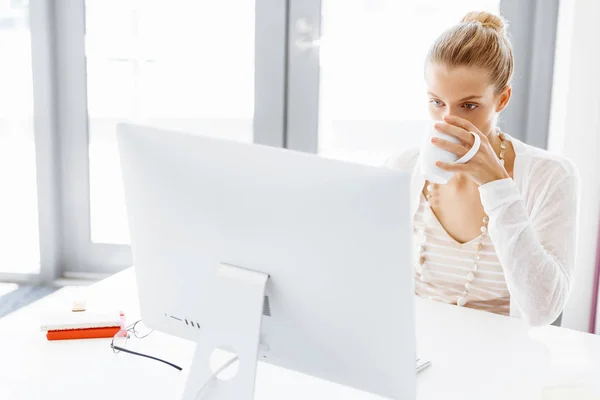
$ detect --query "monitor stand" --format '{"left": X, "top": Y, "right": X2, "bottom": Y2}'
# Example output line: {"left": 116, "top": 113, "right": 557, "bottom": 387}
{"left": 181, "top": 263, "right": 269, "bottom": 400}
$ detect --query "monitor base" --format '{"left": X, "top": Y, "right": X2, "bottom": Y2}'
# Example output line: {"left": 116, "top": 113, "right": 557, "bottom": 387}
{"left": 181, "top": 263, "right": 269, "bottom": 400}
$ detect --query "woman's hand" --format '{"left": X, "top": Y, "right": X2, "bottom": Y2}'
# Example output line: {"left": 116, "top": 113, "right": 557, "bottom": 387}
{"left": 432, "top": 115, "right": 510, "bottom": 186}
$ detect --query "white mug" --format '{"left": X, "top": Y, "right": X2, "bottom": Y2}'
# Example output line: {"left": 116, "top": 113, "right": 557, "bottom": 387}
{"left": 419, "top": 120, "right": 481, "bottom": 184}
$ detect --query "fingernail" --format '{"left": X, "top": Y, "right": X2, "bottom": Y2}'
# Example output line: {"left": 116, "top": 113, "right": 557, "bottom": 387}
{"left": 435, "top": 161, "right": 442, "bottom": 166}
{"left": 431, "top": 138, "right": 438, "bottom": 143}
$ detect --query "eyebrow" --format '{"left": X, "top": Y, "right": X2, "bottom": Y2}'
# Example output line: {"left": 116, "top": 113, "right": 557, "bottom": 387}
{"left": 427, "top": 92, "right": 483, "bottom": 102}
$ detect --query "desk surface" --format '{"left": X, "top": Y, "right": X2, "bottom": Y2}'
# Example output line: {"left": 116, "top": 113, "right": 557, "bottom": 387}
{"left": 1, "top": 268, "right": 600, "bottom": 400}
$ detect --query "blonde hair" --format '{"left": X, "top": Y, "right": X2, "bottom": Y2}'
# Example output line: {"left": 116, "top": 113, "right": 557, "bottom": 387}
{"left": 426, "top": 11, "right": 514, "bottom": 93}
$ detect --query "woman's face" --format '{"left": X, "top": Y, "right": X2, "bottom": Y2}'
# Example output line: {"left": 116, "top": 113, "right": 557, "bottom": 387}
{"left": 425, "top": 63, "right": 510, "bottom": 135}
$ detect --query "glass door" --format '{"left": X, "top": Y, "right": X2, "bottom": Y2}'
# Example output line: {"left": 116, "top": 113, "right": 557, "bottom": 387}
{"left": 287, "top": 0, "right": 501, "bottom": 165}
{"left": 0, "top": 0, "right": 59, "bottom": 282}
{"left": 85, "top": 0, "right": 257, "bottom": 245}
{"left": 0, "top": 1, "right": 39, "bottom": 277}
{"left": 57, "top": 0, "right": 287, "bottom": 275}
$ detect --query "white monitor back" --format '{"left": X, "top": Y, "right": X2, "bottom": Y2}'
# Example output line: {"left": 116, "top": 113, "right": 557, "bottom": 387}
{"left": 117, "top": 123, "right": 416, "bottom": 399}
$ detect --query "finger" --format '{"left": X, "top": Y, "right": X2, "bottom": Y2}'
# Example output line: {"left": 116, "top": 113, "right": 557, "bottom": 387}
{"left": 434, "top": 122, "right": 474, "bottom": 146}
{"left": 432, "top": 137, "right": 468, "bottom": 157}
{"left": 443, "top": 115, "right": 484, "bottom": 138}
{"left": 435, "top": 161, "right": 471, "bottom": 172}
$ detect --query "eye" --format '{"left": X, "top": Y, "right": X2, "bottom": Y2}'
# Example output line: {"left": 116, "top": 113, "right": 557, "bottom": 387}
{"left": 429, "top": 99, "right": 444, "bottom": 107}
{"left": 463, "top": 103, "right": 479, "bottom": 110}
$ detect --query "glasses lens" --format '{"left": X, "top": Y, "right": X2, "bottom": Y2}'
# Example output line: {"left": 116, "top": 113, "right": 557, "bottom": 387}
{"left": 133, "top": 320, "right": 153, "bottom": 339}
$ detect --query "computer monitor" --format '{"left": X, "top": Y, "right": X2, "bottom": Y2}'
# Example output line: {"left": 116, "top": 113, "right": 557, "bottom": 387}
{"left": 117, "top": 123, "right": 416, "bottom": 400}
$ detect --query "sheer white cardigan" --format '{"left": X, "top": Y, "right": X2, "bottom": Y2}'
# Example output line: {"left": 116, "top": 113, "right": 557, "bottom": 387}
{"left": 385, "top": 134, "right": 580, "bottom": 326}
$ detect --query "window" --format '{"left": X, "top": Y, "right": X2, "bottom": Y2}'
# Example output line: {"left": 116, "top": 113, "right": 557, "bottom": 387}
{"left": 29, "top": 0, "right": 554, "bottom": 279}
{"left": 85, "top": 0, "right": 256, "bottom": 244}
{"left": 316, "top": 0, "right": 501, "bottom": 165}
{"left": 0, "top": 1, "right": 40, "bottom": 274}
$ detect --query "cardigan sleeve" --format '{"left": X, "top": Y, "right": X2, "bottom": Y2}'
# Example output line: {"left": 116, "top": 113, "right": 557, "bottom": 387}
{"left": 478, "top": 169, "right": 579, "bottom": 326}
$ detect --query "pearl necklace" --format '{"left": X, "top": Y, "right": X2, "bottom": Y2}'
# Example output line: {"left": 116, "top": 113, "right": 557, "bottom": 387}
{"left": 417, "top": 131, "right": 507, "bottom": 307}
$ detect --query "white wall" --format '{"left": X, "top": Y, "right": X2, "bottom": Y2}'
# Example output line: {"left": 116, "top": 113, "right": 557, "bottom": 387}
{"left": 548, "top": 0, "right": 600, "bottom": 332}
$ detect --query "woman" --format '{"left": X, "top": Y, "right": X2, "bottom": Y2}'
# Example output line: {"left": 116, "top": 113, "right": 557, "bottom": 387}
{"left": 386, "top": 11, "right": 579, "bottom": 326}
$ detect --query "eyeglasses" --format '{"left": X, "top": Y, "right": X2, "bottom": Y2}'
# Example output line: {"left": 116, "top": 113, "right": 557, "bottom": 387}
{"left": 111, "top": 319, "right": 182, "bottom": 371}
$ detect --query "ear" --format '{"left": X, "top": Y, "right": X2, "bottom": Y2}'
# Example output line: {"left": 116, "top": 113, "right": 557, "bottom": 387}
{"left": 496, "top": 86, "right": 511, "bottom": 112}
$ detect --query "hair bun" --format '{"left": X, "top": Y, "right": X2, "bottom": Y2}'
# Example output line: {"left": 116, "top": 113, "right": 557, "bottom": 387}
{"left": 461, "top": 11, "right": 506, "bottom": 36}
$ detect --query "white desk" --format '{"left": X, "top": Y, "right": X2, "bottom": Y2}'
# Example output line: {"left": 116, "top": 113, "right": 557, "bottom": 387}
{"left": 1, "top": 268, "right": 600, "bottom": 400}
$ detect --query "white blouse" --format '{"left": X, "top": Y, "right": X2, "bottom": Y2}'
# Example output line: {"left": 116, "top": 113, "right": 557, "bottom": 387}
{"left": 385, "top": 134, "right": 580, "bottom": 326}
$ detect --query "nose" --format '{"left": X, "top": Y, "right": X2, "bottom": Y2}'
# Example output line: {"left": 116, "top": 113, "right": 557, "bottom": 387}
{"left": 444, "top": 106, "right": 461, "bottom": 119}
